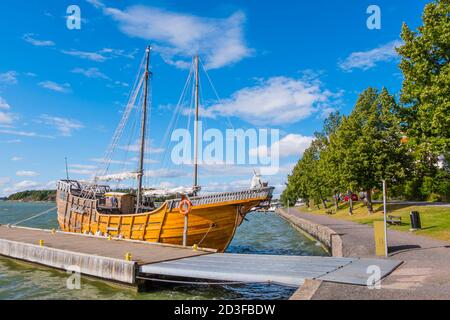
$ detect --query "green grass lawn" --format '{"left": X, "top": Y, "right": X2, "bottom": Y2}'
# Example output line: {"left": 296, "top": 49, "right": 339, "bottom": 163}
{"left": 301, "top": 202, "right": 450, "bottom": 242}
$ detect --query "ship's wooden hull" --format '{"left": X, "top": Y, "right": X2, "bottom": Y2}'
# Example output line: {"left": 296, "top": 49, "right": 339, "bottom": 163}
{"left": 56, "top": 190, "right": 264, "bottom": 252}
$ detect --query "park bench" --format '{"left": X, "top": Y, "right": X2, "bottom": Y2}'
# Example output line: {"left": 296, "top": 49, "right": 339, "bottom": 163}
{"left": 325, "top": 209, "right": 336, "bottom": 215}
{"left": 387, "top": 215, "right": 402, "bottom": 225}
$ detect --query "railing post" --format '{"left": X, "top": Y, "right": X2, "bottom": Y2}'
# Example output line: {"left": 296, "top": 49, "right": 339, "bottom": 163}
{"left": 182, "top": 215, "right": 188, "bottom": 246}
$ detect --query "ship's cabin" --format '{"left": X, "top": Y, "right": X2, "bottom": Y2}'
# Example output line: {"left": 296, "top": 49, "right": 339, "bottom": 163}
{"left": 97, "top": 192, "right": 163, "bottom": 214}
{"left": 97, "top": 192, "right": 135, "bottom": 214}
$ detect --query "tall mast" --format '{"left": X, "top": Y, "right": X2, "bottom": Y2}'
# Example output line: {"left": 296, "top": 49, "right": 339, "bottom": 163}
{"left": 136, "top": 46, "right": 151, "bottom": 213}
{"left": 193, "top": 55, "right": 200, "bottom": 194}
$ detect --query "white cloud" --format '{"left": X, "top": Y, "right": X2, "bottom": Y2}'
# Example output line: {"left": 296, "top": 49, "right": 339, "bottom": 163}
{"left": 204, "top": 76, "right": 334, "bottom": 125}
{"left": 201, "top": 163, "right": 254, "bottom": 177}
{"left": 0, "top": 111, "right": 14, "bottom": 124}
{"left": 71, "top": 67, "right": 110, "bottom": 80}
{"left": 38, "top": 114, "right": 84, "bottom": 136}
{"left": 90, "top": 158, "right": 133, "bottom": 165}
{"left": 61, "top": 49, "right": 107, "bottom": 62}
{"left": 0, "top": 177, "right": 10, "bottom": 187}
{"left": 0, "top": 97, "right": 14, "bottom": 125}
{"left": 145, "top": 168, "right": 187, "bottom": 178}
{"left": 16, "top": 170, "right": 40, "bottom": 177}
{"left": 70, "top": 164, "right": 97, "bottom": 169}
{"left": 69, "top": 169, "right": 95, "bottom": 175}
{"left": 67, "top": 164, "right": 97, "bottom": 175}
{"left": 99, "top": 48, "right": 138, "bottom": 59}
{"left": 96, "top": 168, "right": 187, "bottom": 181}
{"left": 202, "top": 179, "right": 252, "bottom": 193}
{"left": 130, "top": 157, "right": 158, "bottom": 164}
{"left": 1, "top": 139, "right": 21, "bottom": 143}
{"left": 23, "top": 33, "right": 55, "bottom": 47}
{"left": 99, "top": 5, "right": 251, "bottom": 69}
{"left": 339, "top": 40, "right": 402, "bottom": 72}
{"left": 118, "top": 141, "right": 165, "bottom": 154}
{"left": 0, "top": 97, "right": 11, "bottom": 110}
{"left": 0, "top": 71, "right": 18, "bottom": 85}
{"left": 61, "top": 48, "right": 137, "bottom": 62}
{"left": 250, "top": 134, "right": 313, "bottom": 159}
{"left": 39, "top": 81, "right": 71, "bottom": 93}
{"left": 0, "top": 129, "right": 52, "bottom": 138}
{"left": 276, "top": 134, "right": 313, "bottom": 158}
{"left": 86, "top": 0, "right": 105, "bottom": 9}
{"left": 114, "top": 81, "right": 129, "bottom": 87}
{"left": 11, "top": 156, "right": 22, "bottom": 161}
{"left": 2, "top": 180, "right": 40, "bottom": 195}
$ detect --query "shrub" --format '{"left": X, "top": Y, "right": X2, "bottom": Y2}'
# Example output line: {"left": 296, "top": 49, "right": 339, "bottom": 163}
{"left": 427, "top": 193, "right": 442, "bottom": 203}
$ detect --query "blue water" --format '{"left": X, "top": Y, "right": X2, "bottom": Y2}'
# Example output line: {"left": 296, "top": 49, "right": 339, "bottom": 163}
{"left": 0, "top": 201, "right": 326, "bottom": 300}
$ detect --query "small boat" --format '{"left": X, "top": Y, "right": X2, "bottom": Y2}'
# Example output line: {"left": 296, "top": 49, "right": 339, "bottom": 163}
{"left": 56, "top": 47, "right": 274, "bottom": 252}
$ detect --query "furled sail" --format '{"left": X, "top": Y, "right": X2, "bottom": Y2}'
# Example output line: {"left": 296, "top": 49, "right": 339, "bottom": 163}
{"left": 96, "top": 172, "right": 137, "bottom": 181}
{"left": 143, "top": 186, "right": 196, "bottom": 197}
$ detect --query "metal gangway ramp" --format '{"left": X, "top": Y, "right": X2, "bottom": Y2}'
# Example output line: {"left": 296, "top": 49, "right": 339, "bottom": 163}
{"left": 139, "top": 253, "right": 402, "bottom": 287}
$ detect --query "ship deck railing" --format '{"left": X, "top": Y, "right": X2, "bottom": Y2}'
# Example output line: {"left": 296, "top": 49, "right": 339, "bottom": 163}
{"left": 58, "top": 179, "right": 274, "bottom": 208}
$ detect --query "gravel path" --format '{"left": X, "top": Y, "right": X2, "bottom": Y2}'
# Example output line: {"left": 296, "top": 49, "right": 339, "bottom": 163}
{"left": 286, "top": 207, "right": 450, "bottom": 299}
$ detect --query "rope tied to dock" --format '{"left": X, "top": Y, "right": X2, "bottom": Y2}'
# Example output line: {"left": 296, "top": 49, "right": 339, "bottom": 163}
{"left": 9, "top": 206, "right": 57, "bottom": 227}
{"left": 196, "top": 223, "right": 215, "bottom": 247}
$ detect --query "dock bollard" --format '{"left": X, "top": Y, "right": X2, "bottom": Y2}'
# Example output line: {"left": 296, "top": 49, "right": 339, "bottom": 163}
{"left": 39, "top": 240, "right": 44, "bottom": 246}
{"left": 125, "top": 252, "right": 132, "bottom": 261}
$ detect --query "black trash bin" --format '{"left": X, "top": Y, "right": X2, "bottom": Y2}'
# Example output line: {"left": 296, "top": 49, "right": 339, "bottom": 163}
{"left": 410, "top": 211, "right": 422, "bottom": 229}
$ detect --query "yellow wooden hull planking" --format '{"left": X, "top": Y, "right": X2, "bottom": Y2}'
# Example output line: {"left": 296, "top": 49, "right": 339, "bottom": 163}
{"left": 56, "top": 189, "right": 269, "bottom": 252}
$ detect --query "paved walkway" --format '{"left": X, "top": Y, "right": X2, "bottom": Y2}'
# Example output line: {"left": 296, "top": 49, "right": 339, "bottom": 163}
{"left": 285, "top": 208, "right": 450, "bottom": 299}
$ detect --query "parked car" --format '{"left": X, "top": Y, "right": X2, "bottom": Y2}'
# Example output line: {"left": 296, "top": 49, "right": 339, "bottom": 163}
{"left": 344, "top": 194, "right": 358, "bottom": 202}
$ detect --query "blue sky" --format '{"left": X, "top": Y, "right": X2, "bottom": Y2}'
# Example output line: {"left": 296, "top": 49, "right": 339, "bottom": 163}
{"left": 0, "top": 0, "right": 430, "bottom": 197}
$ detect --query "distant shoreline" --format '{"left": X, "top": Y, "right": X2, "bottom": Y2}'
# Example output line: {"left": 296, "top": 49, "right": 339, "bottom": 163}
{"left": 0, "top": 199, "right": 56, "bottom": 203}
{"left": 3, "top": 190, "right": 56, "bottom": 202}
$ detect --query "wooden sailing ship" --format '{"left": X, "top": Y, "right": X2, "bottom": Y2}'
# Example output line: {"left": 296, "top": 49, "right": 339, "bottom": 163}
{"left": 56, "top": 47, "right": 273, "bottom": 252}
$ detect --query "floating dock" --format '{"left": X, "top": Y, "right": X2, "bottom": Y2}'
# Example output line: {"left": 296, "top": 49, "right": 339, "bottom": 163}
{"left": 0, "top": 225, "right": 401, "bottom": 289}
{"left": 0, "top": 225, "right": 210, "bottom": 284}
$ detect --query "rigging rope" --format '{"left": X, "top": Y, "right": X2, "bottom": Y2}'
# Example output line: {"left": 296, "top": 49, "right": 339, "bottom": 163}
{"left": 95, "top": 52, "right": 147, "bottom": 181}
{"left": 9, "top": 206, "right": 57, "bottom": 226}
{"left": 200, "top": 59, "right": 235, "bottom": 131}
{"left": 153, "top": 60, "right": 195, "bottom": 187}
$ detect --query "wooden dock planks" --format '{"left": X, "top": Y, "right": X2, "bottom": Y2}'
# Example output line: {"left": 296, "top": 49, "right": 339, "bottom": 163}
{"left": 0, "top": 225, "right": 212, "bottom": 284}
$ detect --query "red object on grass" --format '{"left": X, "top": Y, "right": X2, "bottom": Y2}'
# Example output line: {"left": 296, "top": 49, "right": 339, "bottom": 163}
{"left": 344, "top": 194, "right": 358, "bottom": 202}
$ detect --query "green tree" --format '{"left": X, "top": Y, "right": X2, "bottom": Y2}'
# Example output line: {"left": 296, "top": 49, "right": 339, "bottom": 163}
{"left": 302, "top": 134, "right": 330, "bottom": 209}
{"left": 323, "top": 111, "right": 342, "bottom": 137}
{"left": 319, "top": 111, "right": 344, "bottom": 212}
{"left": 397, "top": 0, "right": 450, "bottom": 200}
{"left": 328, "top": 88, "right": 411, "bottom": 214}
{"left": 397, "top": 0, "right": 449, "bottom": 157}
{"left": 280, "top": 133, "right": 331, "bottom": 209}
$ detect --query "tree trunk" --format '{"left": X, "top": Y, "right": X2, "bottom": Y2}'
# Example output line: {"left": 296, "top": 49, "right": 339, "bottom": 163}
{"left": 321, "top": 197, "right": 328, "bottom": 209}
{"left": 334, "top": 193, "right": 339, "bottom": 212}
{"left": 348, "top": 190, "right": 353, "bottom": 215}
{"left": 366, "top": 189, "right": 373, "bottom": 215}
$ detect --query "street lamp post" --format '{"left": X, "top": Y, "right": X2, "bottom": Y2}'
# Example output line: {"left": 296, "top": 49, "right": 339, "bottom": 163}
{"left": 382, "top": 179, "right": 388, "bottom": 257}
